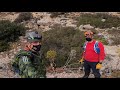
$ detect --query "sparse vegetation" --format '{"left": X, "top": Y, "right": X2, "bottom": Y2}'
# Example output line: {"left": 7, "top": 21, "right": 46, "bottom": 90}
{"left": 49, "top": 12, "right": 69, "bottom": 18}
{"left": 14, "top": 12, "right": 33, "bottom": 23}
{"left": 77, "top": 13, "right": 120, "bottom": 28}
{"left": 107, "top": 29, "right": 120, "bottom": 45}
{"left": 111, "top": 70, "right": 120, "bottom": 78}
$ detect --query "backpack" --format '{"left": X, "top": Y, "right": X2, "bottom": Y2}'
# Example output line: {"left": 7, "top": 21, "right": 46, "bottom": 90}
{"left": 11, "top": 50, "right": 32, "bottom": 74}
{"left": 83, "top": 41, "right": 100, "bottom": 54}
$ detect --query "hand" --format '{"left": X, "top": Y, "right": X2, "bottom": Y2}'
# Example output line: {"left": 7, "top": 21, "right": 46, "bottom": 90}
{"left": 96, "top": 63, "right": 102, "bottom": 69}
{"left": 79, "top": 58, "right": 84, "bottom": 64}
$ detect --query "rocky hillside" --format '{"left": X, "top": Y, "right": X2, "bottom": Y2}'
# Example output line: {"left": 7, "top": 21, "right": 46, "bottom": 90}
{"left": 0, "top": 12, "right": 120, "bottom": 78}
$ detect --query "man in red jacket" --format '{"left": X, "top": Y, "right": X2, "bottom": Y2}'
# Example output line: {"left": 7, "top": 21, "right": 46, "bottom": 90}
{"left": 80, "top": 30, "right": 105, "bottom": 78}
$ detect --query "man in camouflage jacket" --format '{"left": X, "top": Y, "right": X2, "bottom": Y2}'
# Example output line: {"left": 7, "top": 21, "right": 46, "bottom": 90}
{"left": 12, "top": 31, "right": 46, "bottom": 78}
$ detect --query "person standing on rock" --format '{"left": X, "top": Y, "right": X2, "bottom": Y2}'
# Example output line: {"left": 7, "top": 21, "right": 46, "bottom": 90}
{"left": 12, "top": 31, "right": 46, "bottom": 78}
{"left": 79, "top": 30, "right": 105, "bottom": 78}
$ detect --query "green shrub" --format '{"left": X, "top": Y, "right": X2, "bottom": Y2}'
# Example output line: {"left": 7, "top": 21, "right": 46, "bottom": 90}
{"left": 0, "top": 20, "right": 27, "bottom": 52}
{"left": 14, "top": 12, "right": 33, "bottom": 23}
{"left": 77, "top": 13, "right": 120, "bottom": 28}
{"left": 0, "top": 41, "right": 9, "bottom": 52}
{"left": 55, "top": 53, "right": 68, "bottom": 67}
{"left": 41, "top": 26, "right": 85, "bottom": 67}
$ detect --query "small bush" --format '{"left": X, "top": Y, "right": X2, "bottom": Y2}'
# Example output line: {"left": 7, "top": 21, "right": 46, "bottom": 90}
{"left": 0, "top": 41, "right": 9, "bottom": 52}
{"left": 111, "top": 70, "right": 120, "bottom": 78}
{"left": 14, "top": 12, "right": 33, "bottom": 23}
{"left": 49, "top": 12, "right": 69, "bottom": 18}
{"left": 46, "top": 50, "right": 57, "bottom": 59}
{"left": 55, "top": 53, "right": 68, "bottom": 67}
{"left": 77, "top": 13, "right": 120, "bottom": 29}
{"left": 0, "top": 20, "right": 27, "bottom": 52}
{"left": 107, "top": 29, "right": 120, "bottom": 45}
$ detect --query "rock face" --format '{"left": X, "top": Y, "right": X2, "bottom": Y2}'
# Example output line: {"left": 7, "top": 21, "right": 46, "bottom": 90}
{"left": 79, "top": 24, "right": 95, "bottom": 32}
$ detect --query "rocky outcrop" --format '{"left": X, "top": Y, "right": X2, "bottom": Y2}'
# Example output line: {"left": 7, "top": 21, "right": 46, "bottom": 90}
{"left": 25, "top": 12, "right": 78, "bottom": 32}
{"left": 100, "top": 45, "right": 120, "bottom": 77}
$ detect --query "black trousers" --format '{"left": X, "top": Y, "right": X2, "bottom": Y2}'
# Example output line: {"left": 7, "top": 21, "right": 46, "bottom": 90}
{"left": 83, "top": 60, "right": 101, "bottom": 78}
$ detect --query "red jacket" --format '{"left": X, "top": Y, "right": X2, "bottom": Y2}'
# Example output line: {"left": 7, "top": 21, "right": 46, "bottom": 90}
{"left": 83, "top": 40, "right": 105, "bottom": 62}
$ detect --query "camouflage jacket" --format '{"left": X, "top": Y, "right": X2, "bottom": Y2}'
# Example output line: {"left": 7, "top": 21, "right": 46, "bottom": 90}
{"left": 12, "top": 50, "right": 46, "bottom": 78}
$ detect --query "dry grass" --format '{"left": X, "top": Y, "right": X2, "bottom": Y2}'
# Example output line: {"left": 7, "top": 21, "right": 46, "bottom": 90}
{"left": 111, "top": 70, "right": 120, "bottom": 78}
